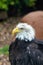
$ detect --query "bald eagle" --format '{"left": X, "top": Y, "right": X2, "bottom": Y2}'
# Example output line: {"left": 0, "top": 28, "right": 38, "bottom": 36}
{"left": 9, "top": 23, "right": 43, "bottom": 65}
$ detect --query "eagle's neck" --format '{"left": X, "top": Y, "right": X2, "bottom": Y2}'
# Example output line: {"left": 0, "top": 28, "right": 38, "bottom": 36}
{"left": 16, "top": 31, "right": 35, "bottom": 42}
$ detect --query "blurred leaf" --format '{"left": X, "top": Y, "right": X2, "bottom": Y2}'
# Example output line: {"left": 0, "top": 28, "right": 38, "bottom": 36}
{"left": 2, "top": 4, "right": 8, "bottom": 10}
{"left": 0, "top": 45, "right": 9, "bottom": 55}
{"left": 2, "top": 0, "right": 7, "bottom": 2}
{"left": 10, "top": 1, "right": 15, "bottom": 5}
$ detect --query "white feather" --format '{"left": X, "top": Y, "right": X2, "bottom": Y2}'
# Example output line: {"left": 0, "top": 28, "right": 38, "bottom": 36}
{"left": 16, "top": 23, "right": 35, "bottom": 41}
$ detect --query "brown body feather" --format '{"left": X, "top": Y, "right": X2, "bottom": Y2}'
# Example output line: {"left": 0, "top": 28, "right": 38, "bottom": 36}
{"left": 21, "top": 11, "right": 43, "bottom": 40}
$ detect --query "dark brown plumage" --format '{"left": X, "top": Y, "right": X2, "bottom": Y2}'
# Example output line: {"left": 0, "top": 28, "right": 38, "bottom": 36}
{"left": 9, "top": 38, "right": 43, "bottom": 65}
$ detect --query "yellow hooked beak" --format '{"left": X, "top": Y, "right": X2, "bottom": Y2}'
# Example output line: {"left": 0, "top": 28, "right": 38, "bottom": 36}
{"left": 12, "top": 27, "right": 20, "bottom": 36}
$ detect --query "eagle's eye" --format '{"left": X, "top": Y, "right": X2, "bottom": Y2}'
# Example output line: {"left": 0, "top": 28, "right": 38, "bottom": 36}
{"left": 20, "top": 28, "right": 23, "bottom": 29}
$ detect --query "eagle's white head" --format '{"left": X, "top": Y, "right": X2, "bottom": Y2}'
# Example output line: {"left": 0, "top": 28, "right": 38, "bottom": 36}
{"left": 12, "top": 23, "right": 35, "bottom": 41}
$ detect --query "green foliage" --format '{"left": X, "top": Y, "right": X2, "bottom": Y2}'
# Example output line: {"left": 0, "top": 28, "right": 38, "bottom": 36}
{"left": 24, "top": 0, "right": 36, "bottom": 7}
{"left": 0, "top": 0, "right": 36, "bottom": 10}
{"left": 0, "top": 0, "right": 36, "bottom": 11}
{"left": 0, "top": 45, "right": 9, "bottom": 55}
{"left": 0, "top": 0, "right": 21, "bottom": 10}
{"left": 14, "top": 0, "right": 36, "bottom": 7}
{"left": 0, "top": 0, "right": 15, "bottom": 10}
